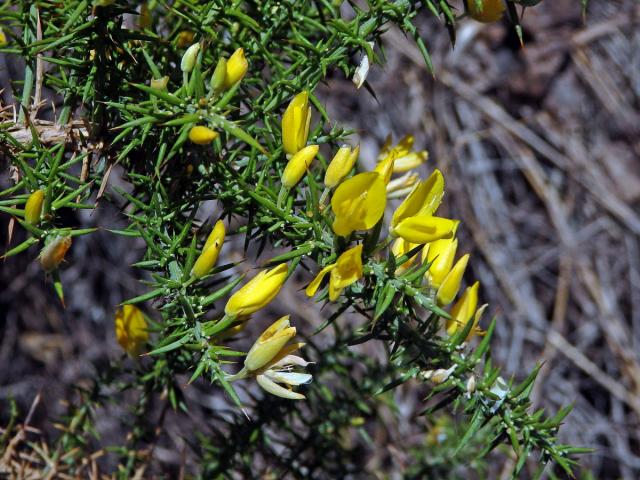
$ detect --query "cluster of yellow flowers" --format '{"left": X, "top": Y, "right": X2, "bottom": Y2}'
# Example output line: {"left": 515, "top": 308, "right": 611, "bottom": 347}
{"left": 113, "top": 67, "right": 487, "bottom": 401}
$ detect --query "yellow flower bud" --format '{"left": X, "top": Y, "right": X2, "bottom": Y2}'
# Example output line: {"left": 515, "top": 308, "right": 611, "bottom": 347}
{"left": 191, "top": 222, "right": 225, "bottom": 280}
{"left": 39, "top": 236, "right": 72, "bottom": 272}
{"left": 306, "top": 244, "right": 363, "bottom": 301}
{"left": 393, "top": 216, "right": 456, "bottom": 245}
{"left": 281, "top": 144, "right": 318, "bottom": 188}
{"left": 466, "top": 0, "right": 506, "bottom": 23}
{"left": 203, "top": 220, "right": 226, "bottom": 252}
{"left": 224, "top": 48, "right": 248, "bottom": 88}
{"left": 189, "top": 126, "right": 218, "bottom": 145}
{"left": 281, "top": 91, "right": 312, "bottom": 155}
{"left": 225, "top": 263, "right": 288, "bottom": 317}
{"left": 391, "top": 169, "right": 444, "bottom": 230}
{"left": 437, "top": 254, "right": 470, "bottom": 306}
{"left": 150, "top": 76, "right": 169, "bottom": 90}
{"left": 115, "top": 304, "right": 149, "bottom": 356}
{"left": 447, "top": 281, "right": 480, "bottom": 335}
{"left": 422, "top": 237, "right": 458, "bottom": 288}
{"left": 324, "top": 145, "right": 359, "bottom": 188}
{"left": 24, "top": 189, "right": 44, "bottom": 226}
{"left": 180, "top": 43, "right": 200, "bottom": 73}
{"left": 210, "top": 57, "right": 227, "bottom": 93}
{"left": 331, "top": 172, "right": 386, "bottom": 237}
{"left": 0, "top": 27, "right": 7, "bottom": 46}
{"left": 244, "top": 315, "right": 297, "bottom": 371}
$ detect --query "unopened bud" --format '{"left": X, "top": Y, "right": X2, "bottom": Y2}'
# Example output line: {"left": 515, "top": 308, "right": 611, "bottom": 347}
{"left": 181, "top": 43, "right": 200, "bottom": 73}
{"left": 466, "top": 375, "right": 476, "bottom": 393}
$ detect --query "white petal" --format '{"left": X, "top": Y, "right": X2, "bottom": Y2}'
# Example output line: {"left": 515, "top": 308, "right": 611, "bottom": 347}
{"left": 266, "top": 371, "right": 313, "bottom": 386}
{"left": 256, "top": 374, "right": 305, "bottom": 400}
{"left": 271, "top": 355, "right": 311, "bottom": 368}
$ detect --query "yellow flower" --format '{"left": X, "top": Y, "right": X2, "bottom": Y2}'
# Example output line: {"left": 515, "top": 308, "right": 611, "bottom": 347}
{"left": 191, "top": 220, "right": 226, "bottom": 279}
{"left": 225, "top": 263, "right": 288, "bottom": 317}
{"left": 391, "top": 238, "right": 419, "bottom": 274}
{"left": 436, "top": 253, "right": 470, "bottom": 306}
{"left": 39, "top": 236, "right": 72, "bottom": 272}
{"left": 390, "top": 169, "right": 444, "bottom": 230}
{"left": 281, "top": 144, "right": 318, "bottom": 188}
{"left": 115, "top": 304, "right": 149, "bottom": 356}
{"left": 189, "top": 125, "right": 218, "bottom": 145}
{"left": 0, "top": 27, "right": 7, "bottom": 46}
{"left": 393, "top": 215, "right": 456, "bottom": 245}
{"left": 331, "top": 172, "right": 386, "bottom": 237}
{"left": 224, "top": 48, "right": 248, "bottom": 88}
{"left": 282, "top": 91, "right": 312, "bottom": 156}
{"left": 422, "top": 237, "right": 458, "bottom": 289}
{"left": 446, "top": 281, "right": 480, "bottom": 335}
{"left": 378, "top": 134, "right": 414, "bottom": 161}
{"left": 306, "top": 244, "right": 363, "bottom": 301}
{"left": 180, "top": 43, "right": 200, "bottom": 73}
{"left": 24, "top": 189, "right": 44, "bottom": 226}
{"left": 244, "top": 315, "right": 297, "bottom": 371}
{"left": 227, "top": 317, "right": 312, "bottom": 400}
{"left": 378, "top": 134, "right": 428, "bottom": 173}
{"left": 466, "top": 0, "right": 506, "bottom": 23}
{"left": 324, "top": 145, "right": 359, "bottom": 188}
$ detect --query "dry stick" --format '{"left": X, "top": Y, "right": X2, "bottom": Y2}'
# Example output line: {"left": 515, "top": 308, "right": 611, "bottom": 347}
{"left": 31, "top": 8, "right": 44, "bottom": 122}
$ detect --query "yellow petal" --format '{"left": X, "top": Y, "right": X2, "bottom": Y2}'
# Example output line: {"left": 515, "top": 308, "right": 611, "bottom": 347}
{"left": 24, "top": 189, "right": 44, "bottom": 226}
{"left": 203, "top": 220, "right": 226, "bottom": 252}
{"left": 115, "top": 304, "right": 148, "bottom": 356}
{"left": 282, "top": 91, "right": 310, "bottom": 155}
{"left": 324, "top": 145, "right": 359, "bottom": 188}
{"left": 189, "top": 126, "right": 218, "bottom": 145}
{"left": 224, "top": 48, "right": 248, "bottom": 88}
{"left": 244, "top": 315, "right": 296, "bottom": 371}
{"left": 331, "top": 172, "right": 386, "bottom": 237}
{"left": 305, "top": 264, "right": 335, "bottom": 297}
{"left": 424, "top": 237, "right": 458, "bottom": 288}
{"left": 393, "top": 216, "right": 455, "bottom": 244}
{"left": 437, "top": 254, "right": 470, "bottom": 306}
{"left": 447, "top": 281, "right": 480, "bottom": 335}
{"left": 466, "top": 0, "right": 506, "bottom": 23}
{"left": 331, "top": 244, "right": 363, "bottom": 291}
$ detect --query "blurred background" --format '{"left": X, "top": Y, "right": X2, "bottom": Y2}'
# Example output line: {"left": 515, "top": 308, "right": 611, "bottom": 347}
{"left": 2, "top": 0, "right": 639, "bottom": 477}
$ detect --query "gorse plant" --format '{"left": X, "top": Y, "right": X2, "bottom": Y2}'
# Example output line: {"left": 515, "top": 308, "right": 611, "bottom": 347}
{"left": 0, "top": 0, "right": 590, "bottom": 477}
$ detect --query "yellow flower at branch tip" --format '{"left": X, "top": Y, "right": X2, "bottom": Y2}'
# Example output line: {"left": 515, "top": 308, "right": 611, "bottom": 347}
{"left": 378, "top": 134, "right": 414, "bottom": 161}
{"left": 324, "top": 144, "right": 359, "bottom": 188}
{"left": 393, "top": 215, "right": 456, "bottom": 245}
{"left": 244, "top": 315, "right": 297, "bottom": 371}
{"left": 331, "top": 172, "right": 386, "bottom": 237}
{"left": 422, "top": 236, "right": 458, "bottom": 289}
{"left": 39, "top": 236, "right": 72, "bottom": 272}
{"left": 115, "top": 304, "right": 149, "bottom": 356}
{"left": 150, "top": 76, "right": 169, "bottom": 90}
{"left": 436, "top": 253, "right": 470, "bottom": 306}
{"left": 390, "top": 169, "right": 445, "bottom": 230}
{"left": 447, "top": 281, "right": 480, "bottom": 335}
{"left": 282, "top": 91, "right": 312, "bottom": 156}
{"left": 387, "top": 172, "right": 419, "bottom": 198}
{"left": 24, "top": 189, "right": 44, "bottom": 226}
{"left": 373, "top": 154, "right": 395, "bottom": 185}
{"left": 191, "top": 220, "right": 226, "bottom": 279}
{"left": 393, "top": 150, "right": 428, "bottom": 173}
{"left": 225, "top": 263, "right": 288, "bottom": 317}
{"left": 392, "top": 238, "right": 419, "bottom": 274}
{"left": 180, "top": 42, "right": 200, "bottom": 73}
{"left": 224, "top": 48, "right": 248, "bottom": 88}
{"left": 282, "top": 144, "right": 319, "bottom": 188}
{"left": 189, "top": 125, "right": 218, "bottom": 145}
{"left": 466, "top": 0, "right": 506, "bottom": 23}
{"left": 306, "top": 244, "right": 363, "bottom": 301}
